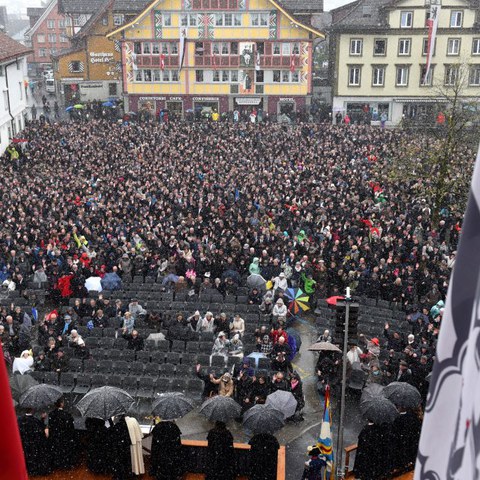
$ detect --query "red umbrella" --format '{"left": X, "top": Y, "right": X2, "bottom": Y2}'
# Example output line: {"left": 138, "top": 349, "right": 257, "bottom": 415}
{"left": 326, "top": 296, "right": 344, "bottom": 306}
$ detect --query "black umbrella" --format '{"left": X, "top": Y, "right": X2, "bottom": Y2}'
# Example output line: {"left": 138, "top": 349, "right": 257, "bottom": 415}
{"left": 19, "top": 384, "right": 62, "bottom": 410}
{"left": 10, "top": 373, "right": 38, "bottom": 400}
{"left": 347, "top": 362, "right": 367, "bottom": 390}
{"left": 152, "top": 393, "right": 194, "bottom": 420}
{"left": 222, "top": 269, "right": 241, "bottom": 284}
{"left": 75, "top": 386, "right": 134, "bottom": 420}
{"left": 199, "top": 396, "right": 241, "bottom": 422}
{"left": 246, "top": 273, "right": 267, "bottom": 291}
{"left": 360, "top": 384, "right": 385, "bottom": 415}
{"left": 243, "top": 404, "right": 285, "bottom": 434}
{"left": 362, "top": 397, "right": 399, "bottom": 424}
{"left": 383, "top": 382, "right": 422, "bottom": 409}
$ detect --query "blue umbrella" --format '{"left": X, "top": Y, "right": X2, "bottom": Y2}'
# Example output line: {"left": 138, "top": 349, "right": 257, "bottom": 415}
{"left": 102, "top": 101, "right": 115, "bottom": 107}
{"left": 65, "top": 106, "right": 74, "bottom": 112}
{"left": 101, "top": 272, "right": 123, "bottom": 291}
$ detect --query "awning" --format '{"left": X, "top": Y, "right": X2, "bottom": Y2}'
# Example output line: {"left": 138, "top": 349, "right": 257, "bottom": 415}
{"left": 394, "top": 98, "right": 445, "bottom": 103}
{"left": 235, "top": 97, "right": 262, "bottom": 105}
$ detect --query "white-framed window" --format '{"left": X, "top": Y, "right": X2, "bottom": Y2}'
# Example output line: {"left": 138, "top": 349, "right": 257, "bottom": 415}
{"left": 102, "top": 16, "right": 108, "bottom": 25}
{"left": 50, "top": 48, "right": 56, "bottom": 55}
{"left": 47, "top": 19, "right": 55, "bottom": 29}
{"left": 212, "top": 70, "right": 220, "bottom": 81}
{"left": 444, "top": 65, "right": 458, "bottom": 85}
{"left": 153, "top": 69, "right": 161, "bottom": 82}
{"left": 350, "top": 38, "right": 363, "bottom": 55}
{"left": 70, "top": 60, "right": 83, "bottom": 72}
{"left": 255, "top": 70, "right": 264, "bottom": 83}
{"left": 195, "top": 70, "right": 204, "bottom": 82}
{"left": 171, "top": 43, "right": 178, "bottom": 55}
{"left": 273, "top": 43, "right": 281, "bottom": 55}
{"left": 37, "top": 33, "right": 45, "bottom": 43}
{"left": 374, "top": 38, "right": 386, "bottom": 55}
{"left": 282, "top": 43, "right": 291, "bottom": 56}
{"left": 143, "top": 42, "right": 151, "bottom": 54}
{"left": 212, "top": 42, "right": 230, "bottom": 55}
{"left": 400, "top": 11, "right": 413, "bottom": 28}
{"left": 250, "top": 12, "right": 269, "bottom": 26}
{"left": 272, "top": 70, "right": 299, "bottom": 83}
{"left": 348, "top": 66, "right": 361, "bottom": 86}
{"left": 163, "top": 13, "right": 171, "bottom": 26}
{"left": 470, "top": 66, "right": 480, "bottom": 86}
{"left": 447, "top": 38, "right": 461, "bottom": 55}
{"left": 450, "top": 11, "right": 463, "bottom": 28}
{"left": 39, "top": 48, "right": 47, "bottom": 57}
{"left": 134, "top": 42, "right": 142, "bottom": 54}
{"left": 152, "top": 43, "right": 160, "bottom": 54}
{"left": 473, "top": 38, "right": 480, "bottom": 55}
{"left": 180, "top": 13, "right": 197, "bottom": 26}
{"left": 48, "top": 33, "right": 56, "bottom": 43}
{"left": 134, "top": 69, "right": 179, "bottom": 82}
{"left": 171, "top": 70, "right": 179, "bottom": 81}
{"left": 60, "top": 33, "right": 68, "bottom": 43}
{"left": 420, "top": 65, "right": 434, "bottom": 86}
{"left": 59, "top": 19, "right": 65, "bottom": 28}
{"left": 396, "top": 65, "right": 409, "bottom": 86}
{"left": 113, "top": 14, "right": 125, "bottom": 26}
{"left": 161, "top": 43, "right": 169, "bottom": 54}
{"left": 398, "top": 38, "right": 411, "bottom": 55}
{"left": 212, "top": 70, "right": 238, "bottom": 83}
{"left": 372, "top": 66, "right": 385, "bottom": 86}
{"left": 135, "top": 70, "right": 143, "bottom": 81}
{"left": 73, "top": 16, "right": 83, "bottom": 27}
{"left": 292, "top": 43, "right": 300, "bottom": 55}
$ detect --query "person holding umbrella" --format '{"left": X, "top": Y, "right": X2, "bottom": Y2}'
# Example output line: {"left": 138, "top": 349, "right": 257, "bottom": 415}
{"left": 249, "top": 432, "right": 280, "bottom": 480}
{"left": 206, "top": 421, "right": 236, "bottom": 480}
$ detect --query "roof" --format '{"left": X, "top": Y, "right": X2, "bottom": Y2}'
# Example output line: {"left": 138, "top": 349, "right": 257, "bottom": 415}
{"left": 112, "top": 0, "right": 152, "bottom": 12}
{"left": 279, "top": 0, "right": 323, "bottom": 13}
{"left": 58, "top": 0, "right": 150, "bottom": 14}
{"left": 331, "top": 0, "right": 390, "bottom": 28}
{"left": 0, "top": 32, "right": 32, "bottom": 63}
{"left": 51, "top": 44, "right": 85, "bottom": 58}
{"left": 26, "top": 7, "right": 46, "bottom": 18}
{"left": 25, "top": 0, "right": 59, "bottom": 39}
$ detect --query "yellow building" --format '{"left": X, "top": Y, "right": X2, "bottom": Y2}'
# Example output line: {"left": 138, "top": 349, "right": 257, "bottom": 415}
{"left": 107, "top": 0, "right": 324, "bottom": 118}
{"left": 330, "top": 0, "right": 480, "bottom": 125}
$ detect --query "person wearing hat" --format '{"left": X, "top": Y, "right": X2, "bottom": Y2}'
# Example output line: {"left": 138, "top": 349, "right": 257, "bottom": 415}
{"left": 273, "top": 272, "right": 288, "bottom": 295}
{"left": 228, "top": 334, "right": 244, "bottom": 357}
{"left": 301, "top": 446, "right": 326, "bottom": 479}
{"left": 272, "top": 298, "right": 287, "bottom": 326}
{"left": 197, "top": 311, "right": 215, "bottom": 334}
{"left": 51, "top": 348, "right": 69, "bottom": 373}
{"left": 211, "top": 331, "right": 230, "bottom": 358}
{"left": 396, "top": 360, "right": 413, "bottom": 383}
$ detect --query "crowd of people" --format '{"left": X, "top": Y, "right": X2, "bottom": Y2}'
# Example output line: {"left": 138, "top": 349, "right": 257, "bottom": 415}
{"left": 2, "top": 117, "right": 474, "bottom": 479}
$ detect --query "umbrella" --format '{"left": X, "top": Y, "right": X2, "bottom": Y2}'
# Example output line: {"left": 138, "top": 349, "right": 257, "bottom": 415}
{"left": 73, "top": 104, "right": 84, "bottom": 109}
{"left": 247, "top": 351, "right": 267, "bottom": 368}
{"left": 10, "top": 374, "right": 38, "bottom": 400}
{"left": 199, "top": 396, "right": 241, "bottom": 423}
{"left": 284, "top": 288, "right": 310, "bottom": 314}
{"left": 76, "top": 386, "right": 134, "bottom": 420}
{"left": 348, "top": 362, "right": 367, "bottom": 390}
{"left": 221, "top": 269, "right": 241, "bottom": 285}
{"left": 286, "top": 328, "right": 302, "bottom": 351}
{"left": 360, "top": 384, "right": 385, "bottom": 415}
{"left": 101, "top": 272, "right": 122, "bottom": 291}
{"left": 383, "top": 382, "right": 422, "bottom": 409}
{"left": 326, "top": 296, "right": 344, "bottom": 306}
{"left": 102, "top": 101, "right": 115, "bottom": 107}
{"left": 85, "top": 276, "right": 103, "bottom": 292}
{"left": 151, "top": 393, "right": 194, "bottom": 420}
{"left": 65, "top": 106, "right": 74, "bottom": 112}
{"left": 362, "top": 397, "right": 399, "bottom": 424}
{"left": 266, "top": 390, "right": 297, "bottom": 419}
{"left": 308, "top": 342, "right": 342, "bottom": 353}
{"left": 243, "top": 404, "right": 285, "bottom": 434}
{"left": 19, "top": 384, "right": 62, "bottom": 410}
{"left": 247, "top": 273, "right": 267, "bottom": 291}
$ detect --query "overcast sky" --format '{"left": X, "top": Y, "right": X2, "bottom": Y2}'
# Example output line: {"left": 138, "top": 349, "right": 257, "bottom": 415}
{"left": 3, "top": 0, "right": 354, "bottom": 16}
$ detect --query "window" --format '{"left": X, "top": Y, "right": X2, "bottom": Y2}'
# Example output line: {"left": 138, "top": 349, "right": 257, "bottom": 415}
{"left": 231, "top": 42, "right": 238, "bottom": 54}
{"left": 113, "top": 14, "right": 125, "bottom": 26}
{"left": 59, "top": 20, "right": 65, "bottom": 28}
{"left": 282, "top": 70, "right": 289, "bottom": 82}
{"left": 196, "top": 70, "right": 204, "bottom": 82}
{"left": 47, "top": 19, "right": 55, "bottom": 29}
{"left": 374, "top": 39, "right": 386, "bottom": 55}
{"left": 350, "top": 39, "right": 363, "bottom": 55}
{"left": 444, "top": 65, "right": 458, "bottom": 85}
{"left": 171, "top": 71, "right": 179, "bottom": 81}
{"left": 231, "top": 71, "right": 238, "bottom": 82}
{"left": 282, "top": 43, "right": 291, "bottom": 56}
{"left": 153, "top": 70, "right": 161, "bottom": 81}
{"left": 152, "top": 43, "right": 160, "bottom": 54}
{"left": 473, "top": 39, "right": 480, "bottom": 55}
{"left": 398, "top": 38, "right": 411, "bottom": 56}
{"left": 470, "top": 66, "right": 480, "bottom": 86}
{"left": 102, "top": 16, "right": 108, "bottom": 25}
{"left": 272, "top": 70, "right": 299, "bottom": 83}
{"left": 134, "top": 42, "right": 142, "bottom": 54}
{"left": 180, "top": 13, "right": 197, "bottom": 26}
{"left": 213, "top": 70, "right": 220, "bottom": 82}
{"left": 372, "top": 66, "right": 385, "bottom": 86}
{"left": 60, "top": 33, "right": 68, "bottom": 43}
{"left": 50, "top": 48, "right": 56, "bottom": 55}
{"left": 291, "top": 71, "right": 299, "bottom": 82}
{"left": 144, "top": 69, "right": 152, "bottom": 81}
{"left": 161, "top": 43, "right": 169, "bottom": 54}
{"left": 273, "top": 70, "right": 281, "bottom": 82}
{"left": 213, "top": 42, "right": 230, "bottom": 55}
{"left": 135, "top": 70, "right": 143, "bottom": 81}
{"left": 450, "top": 11, "right": 463, "bottom": 28}
{"left": 39, "top": 48, "right": 47, "bottom": 57}
{"left": 215, "top": 13, "right": 223, "bottom": 25}
{"left": 224, "top": 13, "right": 233, "bottom": 26}
{"left": 349, "top": 66, "right": 361, "bottom": 85}
{"left": 221, "top": 42, "right": 229, "bottom": 55}
{"left": 420, "top": 65, "right": 434, "bottom": 86}
{"left": 19, "top": 82, "right": 22, "bottom": 100}
{"left": 400, "top": 11, "right": 413, "bottom": 28}
{"left": 233, "top": 14, "right": 241, "bottom": 26}
{"left": 396, "top": 66, "right": 409, "bottom": 86}
{"left": 292, "top": 42, "right": 300, "bottom": 55}
{"left": 447, "top": 38, "right": 461, "bottom": 55}
{"left": 195, "top": 42, "right": 204, "bottom": 55}
{"left": 109, "top": 83, "right": 117, "bottom": 96}
{"left": 48, "top": 33, "right": 56, "bottom": 43}
{"left": 143, "top": 43, "right": 151, "bottom": 54}
{"left": 163, "top": 13, "right": 171, "bottom": 26}
{"left": 73, "top": 16, "right": 83, "bottom": 27}
{"left": 250, "top": 13, "right": 269, "bottom": 26}
{"left": 37, "top": 34, "right": 45, "bottom": 43}
{"left": 255, "top": 70, "right": 264, "bottom": 83}
{"left": 171, "top": 43, "right": 178, "bottom": 55}
{"left": 162, "top": 70, "right": 169, "bottom": 82}
{"left": 71, "top": 61, "right": 83, "bottom": 72}
{"left": 273, "top": 43, "right": 281, "bottom": 55}
{"left": 212, "top": 70, "right": 237, "bottom": 82}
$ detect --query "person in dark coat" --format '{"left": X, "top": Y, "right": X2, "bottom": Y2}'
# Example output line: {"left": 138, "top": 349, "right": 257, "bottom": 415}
{"left": 49, "top": 398, "right": 78, "bottom": 470}
{"left": 196, "top": 364, "right": 218, "bottom": 399}
{"left": 85, "top": 417, "right": 113, "bottom": 474}
{"left": 110, "top": 415, "right": 133, "bottom": 480}
{"left": 249, "top": 433, "right": 280, "bottom": 480}
{"left": 150, "top": 420, "right": 184, "bottom": 480}
{"left": 391, "top": 408, "right": 422, "bottom": 471}
{"left": 123, "top": 329, "right": 145, "bottom": 351}
{"left": 206, "top": 421, "right": 236, "bottom": 480}
{"left": 353, "top": 422, "right": 393, "bottom": 480}
{"left": 18, "top": 410, "right": 52, "bottom": 476}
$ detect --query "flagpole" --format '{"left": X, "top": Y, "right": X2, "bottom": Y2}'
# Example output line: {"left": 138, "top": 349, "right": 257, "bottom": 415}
{"left": 336, "top": 287, "right": 351, "bottom": 479}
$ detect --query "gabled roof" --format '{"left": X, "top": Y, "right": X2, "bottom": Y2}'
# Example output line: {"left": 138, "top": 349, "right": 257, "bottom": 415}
{"left": 107, "top": 0, "right": 325, "bottom": 38}
{"left": 279, "top": 0, "right": 323, "bottom": 14}
{"left": 58, "top": 0, "right": 104, "bottom": 14}
{"left": 331, "top": 0, "right": 390, "bottom": 28}
{"left": 25, "top": 0, "right": 59, "bottom": 38}
{"left": 0, "top": 32, "right": 32, "bottom": 63}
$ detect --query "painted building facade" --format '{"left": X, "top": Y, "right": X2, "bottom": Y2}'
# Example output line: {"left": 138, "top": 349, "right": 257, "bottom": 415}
{"left": 330, "top": 0, "right": 480, "bottom": 125}
{"left": 108, "top": 0, "right": 324, "bottom": 118}
{"left": 25, "top": 0, "right": 71, "bottom": 78}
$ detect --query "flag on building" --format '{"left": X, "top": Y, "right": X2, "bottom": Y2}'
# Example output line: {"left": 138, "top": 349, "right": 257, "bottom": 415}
{"left": 178, "top": 27, "right": 188, "bottom": 73}
{"left": 317, "top": 385, "right": 334, "bottom": 479}
{"left": 160, "top": 54, "right": 165, "bottom": 70}
{"left": 415, "top": 144, "right": 480, "bottom": 479}
{"left": 255, "top": 50, "right": 260, "bottom": 71}
{"left": 424, "top": 2, "right": 441, "bottom": 84}
{"left": 0, "top": 344, "right": 28, "bottom": 479}
{"left": 290, "top": 53, "right": 296, "bottom": 73}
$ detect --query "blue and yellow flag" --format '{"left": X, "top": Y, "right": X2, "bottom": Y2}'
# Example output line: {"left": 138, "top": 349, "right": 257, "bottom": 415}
{"left": 317, "top": 385, "right": 334, "bottom": 479}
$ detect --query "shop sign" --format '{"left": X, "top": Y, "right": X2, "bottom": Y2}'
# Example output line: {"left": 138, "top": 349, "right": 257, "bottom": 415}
{"left": 193, "top": 97, "right": 218, "bottom": 101}
{"left": 90, "top": 52, "right": 114, "bottom": 64}
{"left": 139, "top": 96, "right": 166, "bottom": 101}
{"left": 279, "top": 98, "right": 295, "bottom": 102}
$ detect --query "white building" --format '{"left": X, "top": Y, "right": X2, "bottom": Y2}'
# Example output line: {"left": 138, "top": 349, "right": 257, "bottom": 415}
{"left": 0, "top": 32, "right": 31, "bottom": 153}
